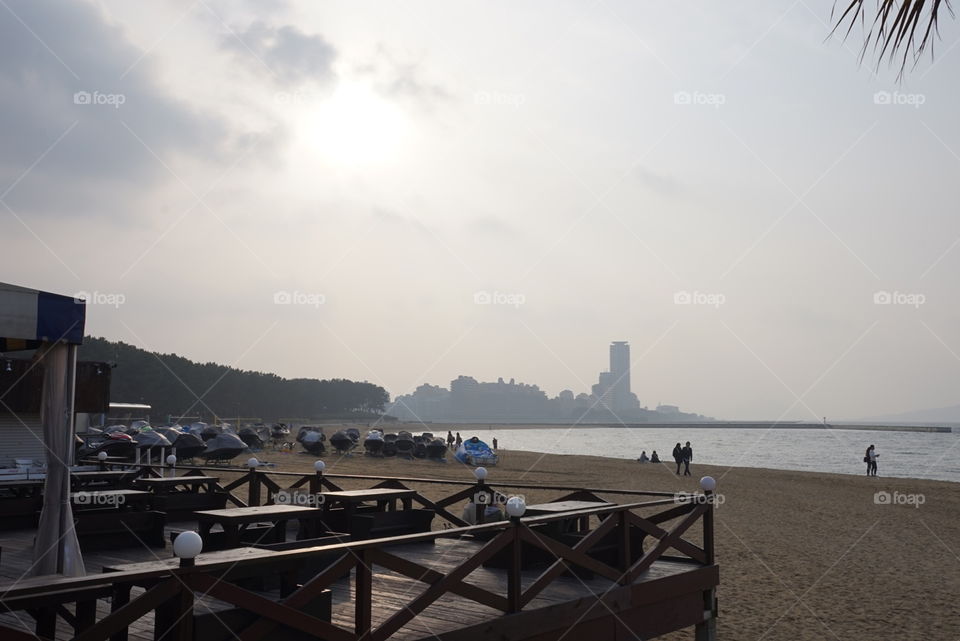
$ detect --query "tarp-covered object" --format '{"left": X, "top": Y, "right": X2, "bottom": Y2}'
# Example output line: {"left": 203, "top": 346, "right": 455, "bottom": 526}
{"left": 0, "top": 282, "right": 86, "bottom": 577}
{"left": 455, "top": 437, "right": 499, "bottom": 466}
{"left": 0, "top": 282, "right": 85, "bottom": 350}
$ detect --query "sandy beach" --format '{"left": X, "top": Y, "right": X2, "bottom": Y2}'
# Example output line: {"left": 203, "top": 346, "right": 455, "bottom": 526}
{"left": 256, "top": 444, "right": 960, "bottom": 641}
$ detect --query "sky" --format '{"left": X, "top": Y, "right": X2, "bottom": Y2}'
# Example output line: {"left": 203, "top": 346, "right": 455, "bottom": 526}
{"left": 1, "top": 1, "right": 959, "bottom": 421}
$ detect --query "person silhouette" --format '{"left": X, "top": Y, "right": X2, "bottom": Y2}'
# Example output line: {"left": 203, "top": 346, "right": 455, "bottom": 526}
{"left": 681, "top": 441, "right": 693, "bottom": 476}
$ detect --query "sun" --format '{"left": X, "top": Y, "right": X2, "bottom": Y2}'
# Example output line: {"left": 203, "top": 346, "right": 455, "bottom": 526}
{"left": 296, "top": 82, "right": 408, "bottom": 167}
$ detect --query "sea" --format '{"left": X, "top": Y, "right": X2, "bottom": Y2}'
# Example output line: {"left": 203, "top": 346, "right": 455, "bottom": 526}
{"left": 460, "top": 426, "right": 960, "bottom": 484}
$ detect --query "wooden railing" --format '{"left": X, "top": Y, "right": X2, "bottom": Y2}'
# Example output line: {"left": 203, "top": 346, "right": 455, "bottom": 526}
{"left": 0, "top": 472, "right": 718, "bottom": 641}
{"left": 91, "top": 459, "right": 682, "bottom": 527}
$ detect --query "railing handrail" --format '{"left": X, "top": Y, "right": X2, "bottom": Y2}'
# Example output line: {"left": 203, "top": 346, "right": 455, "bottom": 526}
{"left": 0, "top": 497, "right": 701, "bottom": 600}
{"left": 81, "top": 458, "right": 680, "bottom": 497}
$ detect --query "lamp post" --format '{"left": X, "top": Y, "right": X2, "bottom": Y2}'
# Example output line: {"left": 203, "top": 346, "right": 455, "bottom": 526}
{"left": 312, "top": 459, "right": 326, "bottom": 494}
{"left": 473, "top": 467, "right": 488, "bottom": 524}
{"left": 173, "top": 531, "right": 202, "bottom": 568}
{"left": 247, "top": 457, "right": 260, "bottom": 506}
{"left": 505, "top": 495, "right": 526, "bottom": 613}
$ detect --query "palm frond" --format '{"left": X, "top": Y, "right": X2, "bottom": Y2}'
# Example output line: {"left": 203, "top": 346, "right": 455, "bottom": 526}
{"left": 830, "top": 0, "right": 954, "bottom": 78}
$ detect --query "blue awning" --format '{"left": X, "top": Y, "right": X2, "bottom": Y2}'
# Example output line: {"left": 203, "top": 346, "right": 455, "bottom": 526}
{"left": 0, "top": 282, "right": 86, "bottom": 350}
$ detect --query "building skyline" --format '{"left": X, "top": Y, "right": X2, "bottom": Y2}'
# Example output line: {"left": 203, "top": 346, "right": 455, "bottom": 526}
{"left": 387, "top": 341, "right": 703, "bottom": 423}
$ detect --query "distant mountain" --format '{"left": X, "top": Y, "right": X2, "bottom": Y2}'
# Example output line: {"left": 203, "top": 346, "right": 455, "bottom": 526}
{"left": 78, "top": 336, "right": 389, "bottom": 423}
{"left": 860, "top": 404, "right": 960, "bottom": 424}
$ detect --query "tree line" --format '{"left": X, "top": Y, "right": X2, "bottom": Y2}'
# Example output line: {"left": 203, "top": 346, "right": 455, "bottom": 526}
{"left": 78, "top": 336, "right": 389, "bottom": 422}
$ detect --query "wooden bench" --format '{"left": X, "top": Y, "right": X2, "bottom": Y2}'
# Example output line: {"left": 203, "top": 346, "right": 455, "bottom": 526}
{"left": 349, "top": 508, "right": 434, "bottom": 541}
{"left": 74, "top": 510, "right": 166, "bottom": 549}
{"left": 149, "top": 491, "right": 228, "bottom": 517}
{"left": 170, "top": 523, "right": 277, "bottom": 551}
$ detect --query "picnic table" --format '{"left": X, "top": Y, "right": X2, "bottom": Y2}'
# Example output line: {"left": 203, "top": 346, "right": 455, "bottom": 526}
{"left": 320, "top": 488, "right": 417, "bottom": 516}
{"left": 194, "top": 505, "right": 324, "bottom": 548}
{"left": 524, "top": 500, "right": 611, "bottom": 534}
{"left": 0, "top": 479, "right": 45, "bottom": 497}
{"left": 133, "top": 475, "right": 219, "bottom": 494}
{"left": 319, "top": 488, "right": 431, "bottom": 541}
{"left": 69, "top": 470, "right": 138, "bottom": 490}
{"left": 70, "top": 489, "right": 151, "bottom": 511}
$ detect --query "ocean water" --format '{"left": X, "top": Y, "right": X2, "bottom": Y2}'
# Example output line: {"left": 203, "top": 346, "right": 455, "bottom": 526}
{"left": 463, "top": 427, "right": 960, "bottom": 483}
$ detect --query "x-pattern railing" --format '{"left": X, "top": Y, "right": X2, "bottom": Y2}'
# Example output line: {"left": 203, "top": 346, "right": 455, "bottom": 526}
{"left": 1, "top": 465, "right": 716, "bottom": 640}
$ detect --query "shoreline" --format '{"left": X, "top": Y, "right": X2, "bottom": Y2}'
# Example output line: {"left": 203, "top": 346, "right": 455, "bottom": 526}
{"left": 394, "top": 421, "right": 957, "bottom": 433}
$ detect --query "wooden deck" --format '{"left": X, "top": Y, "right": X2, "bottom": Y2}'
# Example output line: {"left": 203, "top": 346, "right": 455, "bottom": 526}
{"left": 0, "top": 523, "right": 713, "bottom": 640}
{"left": 0, "top": 470, "right": 720, "bottom": 640}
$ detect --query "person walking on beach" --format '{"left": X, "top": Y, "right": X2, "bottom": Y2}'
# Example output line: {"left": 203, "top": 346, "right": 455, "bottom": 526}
{"left": 672, "top": 442, "right": 683, "bottom": 475}
{"left": 681, "top": 441, "right": 693, "bottom": 476}
{"left": 492, "top": 437, "right": 498, "bottom": 450}
{"left": 865, "top": 444, "right": 879, "bottom": 476}
{"left": 455, "top": 432, "right": 463, "bottom": 449}
{"left": 446, "top": 431, "right": 455, "bottom": 450}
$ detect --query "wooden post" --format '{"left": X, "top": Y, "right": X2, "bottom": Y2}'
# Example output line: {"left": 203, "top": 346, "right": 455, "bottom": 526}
{"left": 75, "top": 598, "right": 97, "bottom": 634}
{"left": 154, "top": 581, "right": 194, "bottom": 641}
{"left": 507, "top": 520, "right": 522, "bottom": 613}
{"left": 474, "top": 481, "right": 485, "bottom": 525}
{"left": 619, "top": 510, "right": 631, "bottom": 580}
{"left": 110, "top": 584, "right": 131, "bottom": 641}
{"left": 34, "top": 606, "right": 56, "bottom": 639}
{"left": 355, "top": 549, "right": 372, "bottom": 640}
{"left": 695, "top": 588, "right": 717, "bottom": 641}
{"left": 703, "top": 493, "right": 715, "bottom": 566}
{"left": 248, "top": 469, "right": 261, "bottom": 507}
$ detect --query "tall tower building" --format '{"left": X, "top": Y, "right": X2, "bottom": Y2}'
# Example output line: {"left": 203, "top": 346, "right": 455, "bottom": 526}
{"left": 609, "top": 341, "right": 635, "bottom": 413}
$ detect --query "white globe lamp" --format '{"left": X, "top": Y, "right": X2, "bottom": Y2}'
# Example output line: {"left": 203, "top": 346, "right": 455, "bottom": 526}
{"left": 473, "top": 467, "right": 488, "bottom": 481}
{"left": 247, "top": 457, "right": 259, "bottom": 469}
{"left": 314, "top": 460, "right": 326, "bottom": 473}
{"left": 505, "top": 496, "right": 526, "bottom": 519}
{"left": 173, "top": 531, "right": 203, "bottom": 566}
{"left": 700, "top": 476, "right": 717, "bottom": 492}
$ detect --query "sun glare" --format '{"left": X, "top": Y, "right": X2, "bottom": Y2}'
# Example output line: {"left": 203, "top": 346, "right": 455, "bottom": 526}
{"left": 296, "top": 83, "right": 408, "bottom": 167}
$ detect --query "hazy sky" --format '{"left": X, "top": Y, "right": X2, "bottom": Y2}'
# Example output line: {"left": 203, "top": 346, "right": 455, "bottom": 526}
{"left": 2, "top": 1, "right": 959, "bottom": 421}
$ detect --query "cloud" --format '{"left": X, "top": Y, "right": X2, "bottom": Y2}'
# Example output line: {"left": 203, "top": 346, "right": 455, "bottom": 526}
{"left": 221, "top": 21, "right": 337, "bottom": 86}
{"left": 0, "top": 0, "right": 231, "bottom": 216}
{"left": 466, "top": 216, "right": 518, "bottom": 238}
{"left": 357, "top": 46, "right": 450, "bottom": 110}
{"left": 635, "top": 165, "right": 683, "bottom": 197}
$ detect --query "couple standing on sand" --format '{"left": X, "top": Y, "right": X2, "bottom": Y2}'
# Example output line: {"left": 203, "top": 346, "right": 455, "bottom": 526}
{"left": 864, "top": 444, "right": 879, "bottom": 476}
{"left": 673, "top": 441, "right": 693, "bottom": 476}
